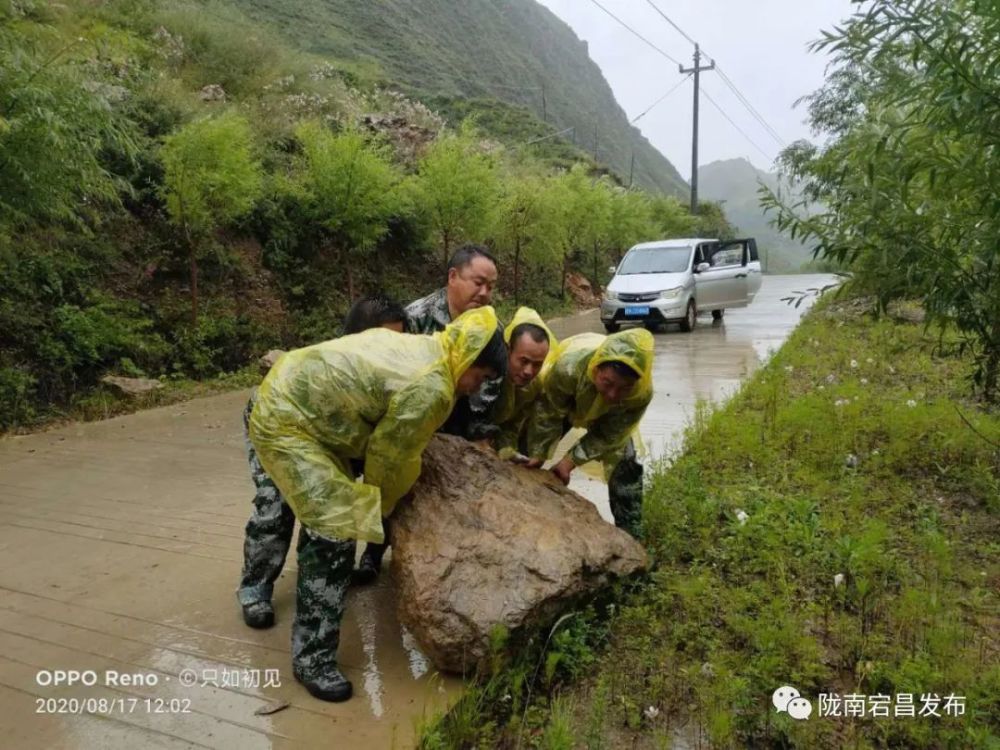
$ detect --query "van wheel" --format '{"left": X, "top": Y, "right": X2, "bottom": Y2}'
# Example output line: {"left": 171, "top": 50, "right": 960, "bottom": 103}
{"left": 603, "top": 322, "right": 620, "bottom": 333}
{"left": 712, "top": 309, "right": 724, "bottom": 321}
{"left": 680, "top": 300, "right": 697, "bottom": 332}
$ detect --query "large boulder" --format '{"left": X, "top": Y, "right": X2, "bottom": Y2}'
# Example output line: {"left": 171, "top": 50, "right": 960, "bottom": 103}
{"left": 390, "top": 434, "right": 648, "bottom": 674}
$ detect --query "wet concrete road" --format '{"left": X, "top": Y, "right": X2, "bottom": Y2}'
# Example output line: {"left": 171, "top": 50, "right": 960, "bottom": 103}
{"left": 0, "top": 275, "right": 832, "bottom": 748}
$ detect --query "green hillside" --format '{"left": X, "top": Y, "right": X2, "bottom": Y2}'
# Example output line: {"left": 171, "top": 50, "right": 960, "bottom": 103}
{"left": 699, "top": 157, "right": 818, "bottom": 272}
{"left": 2, "top": 0, "right": 722, "bottom": 430}
{"left": 230, "top": 0, "right": 688, "bottom": 196}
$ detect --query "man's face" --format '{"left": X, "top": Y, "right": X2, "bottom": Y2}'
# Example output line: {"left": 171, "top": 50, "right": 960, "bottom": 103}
{"left": 593, "top": 366, "right": 637, "bottom": 404}
{"left": 456, "top": 365, "right": 496, "bottom": 396}
{"left": 508, "top": 334, "right": 549, "bottom": 388}
{"left": 447, "top": 256, "right": 497, "bottom": 315}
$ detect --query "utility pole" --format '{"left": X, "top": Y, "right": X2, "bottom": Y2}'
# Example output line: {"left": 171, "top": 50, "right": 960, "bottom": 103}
{"left": 680, "top": 44, "right": 714, "bottom": 213}
{"left": 541, "top": 83, "right": 547, "bottom": 123}
{"left": 628, "top": 149, "right": 635, "bottom": 188}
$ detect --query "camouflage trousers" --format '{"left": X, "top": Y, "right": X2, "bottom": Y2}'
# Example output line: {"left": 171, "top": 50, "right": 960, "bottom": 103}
{"left": 238, "top": 393, "right": 296, "bottom": 607}
{"left": 239, "top": 392, "right": 364, "bottom": 676}
{"left": 607, "top": 438, "right": 644, "bottom": 538}
{"left": 292, "top": 527, "right": 355, "bottom": 680}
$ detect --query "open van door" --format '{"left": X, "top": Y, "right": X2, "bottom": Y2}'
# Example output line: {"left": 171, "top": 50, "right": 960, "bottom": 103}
{"left": 714, "top": 238, "right": 762, "bottom": 307}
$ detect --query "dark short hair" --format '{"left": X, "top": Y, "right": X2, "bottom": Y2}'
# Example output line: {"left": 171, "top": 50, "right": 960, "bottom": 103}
{"left": 472, "top": 326, "right": 508, "bottom": 379}
{"left": 509, "top": 322, "right": 549, "bottom": 348}
{"left": 342, "top": 294, "right": 406, "bottom": 335}
{"left": 447, "top": 244, "right": 498, "bottom": 275}
{"left": 597, "top": 360, "right": 640, "bottom": 380}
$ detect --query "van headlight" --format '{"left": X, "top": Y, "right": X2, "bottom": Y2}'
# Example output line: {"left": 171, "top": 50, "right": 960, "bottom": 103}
{"left": 604, "top": 290, "right": 619, "bottom": 301}
{"left": 659, "top": 287, "right": 683, "bottom": 300}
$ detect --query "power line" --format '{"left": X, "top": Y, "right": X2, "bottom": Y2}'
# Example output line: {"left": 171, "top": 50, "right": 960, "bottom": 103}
{"left": 523, "top": 125, "right": 576, "bottom": 146}
{"left": 643, "top": 0, "right": 696, "bottom": 46}
{"left": 630, "top": 74, "right": 691, "bottom": 123}
{"left": 713, "top": 66, "right": 785, "bottom": 146}
{"left": 585, "top": 0, "right": 682, "bottom": 66}
{"left": 700, "top": 85, "right": 773, "bottom": 164}
{"left": 643, "top": 0, "right": 786, "bottom": 147}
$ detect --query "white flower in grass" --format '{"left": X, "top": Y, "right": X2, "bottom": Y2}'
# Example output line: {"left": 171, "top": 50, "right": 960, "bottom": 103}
{"left": 735, "top": 509, "right": 749, "bottom": 525}
{"left": 866, "top": 358, "right": 875, "bottom": 364}
{"left": 889, "top": 365, "right": 896, "bottom": 374}
{"left": 826, "top": 373, "right": 837, "bottom": 384}
{"left": 784, "top": 365, "right": 794, "bottom": 373}
{"left": 845, "top": 453, "right": 859, "bottom": 468}
{"left": 860, "top": 378, "right": 869, "bottom": 385}
{"left": 906, "top": 399, "right": 918, "bottom": 408}
{"left": 850, "top": 359, "right": 859, "bottom": 369}
{"left": 818, "top": 385, "right": 826, "bottom": 391}
{"left": 835, "top": 398, "right": 849, "bottom": 407}
{"left": 644, "top": 705, "right": 660, "bottom": 720}
{"left": 834, "top": 573, "right": 846, "bottom": 588}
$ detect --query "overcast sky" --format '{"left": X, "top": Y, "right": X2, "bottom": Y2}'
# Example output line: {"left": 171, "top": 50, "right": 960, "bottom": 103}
{"left": 536, "top": 0, "right": 855, "bottom": 176}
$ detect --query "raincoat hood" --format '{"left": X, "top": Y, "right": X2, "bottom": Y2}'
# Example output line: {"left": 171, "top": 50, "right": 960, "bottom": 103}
{"left": 586, "top": 328, "right": 654, "bottom": 407}
{"left": 503, "top": 306, "right": 555, "bottom": 351}
{"left": 504, "top": 306, "right": 559, "bottom": 380}
{"left": 436, "top": 306, "right": 500, "bottom": 386}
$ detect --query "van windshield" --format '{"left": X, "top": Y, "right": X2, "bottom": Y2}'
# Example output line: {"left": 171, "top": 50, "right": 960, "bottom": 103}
{"left": 617, "top": 246, "right": 691, "bottom": 275}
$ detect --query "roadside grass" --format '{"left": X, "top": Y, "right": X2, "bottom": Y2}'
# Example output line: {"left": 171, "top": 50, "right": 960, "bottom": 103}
{"left": 419, "top": 297, "right": 1000, "bottom": 749}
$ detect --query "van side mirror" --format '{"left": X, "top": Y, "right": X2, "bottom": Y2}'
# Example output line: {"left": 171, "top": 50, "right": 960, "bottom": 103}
{"left": 695, "top": 262, "right": 710, "bottom": 273}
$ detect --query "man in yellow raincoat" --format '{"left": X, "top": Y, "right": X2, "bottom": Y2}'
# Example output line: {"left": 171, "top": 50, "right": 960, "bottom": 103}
{"left": 525, "top": 329, "right": 655, "bottom": 537}
{"left": 489, "top": 307, "right": 556, "bottom": 459}
{"left": 248, "top": 307, "right": 506, "bottom": 702}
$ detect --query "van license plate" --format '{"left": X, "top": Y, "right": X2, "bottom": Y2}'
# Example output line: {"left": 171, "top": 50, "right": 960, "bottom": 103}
{"left": 624, "top": 305, "right": 650, "bottom": 316}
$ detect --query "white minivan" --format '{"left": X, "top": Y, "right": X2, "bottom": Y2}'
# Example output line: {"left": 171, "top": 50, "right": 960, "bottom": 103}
{"left": 600, "top": 237, "right": 763, "bottom": 333}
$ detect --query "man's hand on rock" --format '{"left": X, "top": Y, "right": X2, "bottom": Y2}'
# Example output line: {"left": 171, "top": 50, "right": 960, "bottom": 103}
{"left": 551, "top": 456, "right": 575, "bottom": 485}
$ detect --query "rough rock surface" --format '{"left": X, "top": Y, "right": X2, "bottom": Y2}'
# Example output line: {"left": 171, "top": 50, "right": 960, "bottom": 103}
{"left": 258, "top": 349, "right": 286, "bottom": 375}
{"left": 565, "top": 271, "right": 600, "bottom": 307}
{"left": 199, "top": 84, "right": 226, "bottom": 102}
{"left": 390, "top": 434, "right": 648, "bottom": 674}
{"left": 100, "top": 376, "right": 163, "bottom": 396}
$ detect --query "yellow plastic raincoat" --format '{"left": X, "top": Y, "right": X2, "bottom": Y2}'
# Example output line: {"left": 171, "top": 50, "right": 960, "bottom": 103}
{"left": 526, "top": 328, "right": 654, "bottom": 471}
{"left": 248, "top": 306, "right": 500, "bottom": 544}
{"left": 492, "top": 307, "right": 558, "bottom": 457}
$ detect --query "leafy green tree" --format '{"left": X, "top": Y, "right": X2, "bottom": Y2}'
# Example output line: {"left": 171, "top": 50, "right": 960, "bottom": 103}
{"left": 411, "top": 122, "right": 499, "bottom": 268}
{"left": 604, "top": 188, "right": 656, "bottom": 265}
{"left": 0, "top": 28, "right": 136, "bottom": 230}
{"left": 293, "top": 122, "right": 402, "bottom": 298}
{"left": 648, "top": 194, "right": 696, "bottom": 239}
{"left": 160, "top": 112, "right": 262, "bottom": 322}
{"left": 495, "top": 172, "right": 567, "bottom": 304}
{"left": 553, "top": 165, "right": 610, "bottom": 297}
{"left": 691, "top": 200, "right": 736, "bottom": 241}
{"left": 762, "top": 0, "right": 1000, "bottom": 401}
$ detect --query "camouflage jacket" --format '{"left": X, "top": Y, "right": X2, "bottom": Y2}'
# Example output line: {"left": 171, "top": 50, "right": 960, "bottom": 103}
{"left": 404, "top": 287, "right": 451, "bottom": 335}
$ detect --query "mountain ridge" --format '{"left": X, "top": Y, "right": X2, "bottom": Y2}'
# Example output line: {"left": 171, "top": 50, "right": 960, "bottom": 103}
{"left": 230, "top": 0, "right": 688, "bottom": 196}
{"left": 699, "top": 157, "right": 816, "bottom": 271}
